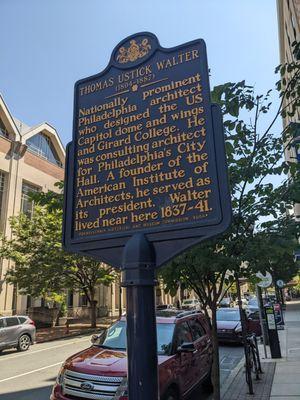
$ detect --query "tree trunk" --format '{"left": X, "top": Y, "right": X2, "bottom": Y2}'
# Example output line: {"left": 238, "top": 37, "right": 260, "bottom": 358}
{"left": 280, "top": 288, "right": 285, "bottom": 307}
{"left": 274, "top": 283, "right": 281, "bottom": 304}
{"left": 119, "top": 286, "right": 122, "bottom": 318}
{"left": 211, "top": 305, "right": 221, "bottom": 400}
{"left": 88, "top": 288, "right": 97, "bottom": 328}
{"left": 90, "top": 300, "right": 97, "bottom": 328}
{"left": 54, "top": 302, "right": 62, "bottom": 327}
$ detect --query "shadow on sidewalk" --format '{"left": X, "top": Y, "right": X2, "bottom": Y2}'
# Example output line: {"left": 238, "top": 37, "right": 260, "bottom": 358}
{"left": 0, "top": 385, "right": 52, "bottom": 400}
{"left": 222, "top": 362, "right": 275, "bottom": 399}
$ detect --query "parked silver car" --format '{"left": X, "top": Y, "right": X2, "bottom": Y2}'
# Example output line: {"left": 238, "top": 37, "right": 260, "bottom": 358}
{"left": 0, "top": 315, "right": 36, "bottom": 352}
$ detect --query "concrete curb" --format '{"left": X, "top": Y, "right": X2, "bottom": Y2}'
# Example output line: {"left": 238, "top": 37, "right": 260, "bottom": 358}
{"left": 36, "top": 328, "right": 104, "bottom": 344}
{"left": 220, "top": 356, "right": 245, "bottom": 398}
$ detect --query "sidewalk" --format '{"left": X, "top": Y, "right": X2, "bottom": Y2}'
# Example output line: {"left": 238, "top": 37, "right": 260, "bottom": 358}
{"left": 269, "top": 300, "right": 300, "bottom": 399}
{"left": 36, "top": 316, "right": 117, "bottom": 343}
{"left": 222, "top": 300, "right": 300, "bottom": 399}
{"left": 222, "top": 361, "right": 275, "bottom": 399}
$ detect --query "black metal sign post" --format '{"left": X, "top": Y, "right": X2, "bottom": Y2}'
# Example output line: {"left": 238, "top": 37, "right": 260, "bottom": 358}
{"left": 63, "top": 32, "right": 232, "bottom": 399}
{"left": 122, "top": 234, "right": 157, "bottom": 399}
{"left": 256, "top": 285, "right": 268, "bottom": 356}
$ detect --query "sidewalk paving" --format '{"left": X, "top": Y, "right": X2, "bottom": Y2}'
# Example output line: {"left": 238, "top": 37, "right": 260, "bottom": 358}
{"left": 269, "top": 300, "right": 300, "bottom": 399}
{"left": 222, "top": 300, "right": 300, "bottom": 400}
{"left": 222, "top": 362, "right": 275, "bottom": 400}
{"left": 36, "top": 316, "right": 117, "bottom": 343}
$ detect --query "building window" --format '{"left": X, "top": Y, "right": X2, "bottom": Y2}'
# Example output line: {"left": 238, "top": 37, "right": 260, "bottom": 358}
{"left": 79, "top": 294, "right": 88, "bottom": 307}
{"left": 0, "top": 171, "right": 5, "bottom": 228}
{"left": 26, "top": 133, "right": 62, "bottom": 167}
{"left": 20, "top": 182, "right": 39, "bottom": 218}
{"left": 0, "top": 118, "right": 9, "bottom": 138}
{"left": 67, "top": 291, "right": 74, "bottom": 308}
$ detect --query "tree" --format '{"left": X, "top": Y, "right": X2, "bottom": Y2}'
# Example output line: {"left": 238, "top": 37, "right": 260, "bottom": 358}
{"left": 0, "top": 184, "right": 115, "bottom": 328}
{"left": 160, "top": 42, "right": 300, "bottom": 399}
{"left": 161, "top": 242, "right": 233, "bottom": 399}
{"left": 244, "top": 216, "right": 300, "bottom": 302}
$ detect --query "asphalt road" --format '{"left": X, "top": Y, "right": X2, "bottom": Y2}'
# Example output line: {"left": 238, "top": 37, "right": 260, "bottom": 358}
{"left": 0, "top": 335, "right": 244, "bottom": 400}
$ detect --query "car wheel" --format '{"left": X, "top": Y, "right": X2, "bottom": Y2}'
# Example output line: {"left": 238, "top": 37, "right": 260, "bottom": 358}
{"left": 202, "top": 368, "right": 214, "bottom": 393}
{"left": 163, "top": 388, "right": 179, "bottom": 400}
{"left": 17, "top": 334, "right": 31, "bottom": 352}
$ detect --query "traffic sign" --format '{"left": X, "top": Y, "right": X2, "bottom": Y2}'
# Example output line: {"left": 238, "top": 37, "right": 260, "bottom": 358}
{"left": 276, "top": 279, "right": 285, "bottom": 288}
{"left": 256, "top": 271, "right": 272, "bottom": 288}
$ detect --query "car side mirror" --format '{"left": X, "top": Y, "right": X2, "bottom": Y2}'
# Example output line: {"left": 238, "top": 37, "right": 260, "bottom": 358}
{"left": 91, "top": 329, "right": 107, "bottom": 345}
{"left": 91, "top": 334, "right": 100, "bottom": 345}
{"left": 177, "top": 342, "right": 195, "bottom": 353}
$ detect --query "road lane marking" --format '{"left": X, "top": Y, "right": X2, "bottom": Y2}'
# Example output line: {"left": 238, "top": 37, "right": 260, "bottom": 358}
{"left": 0, "top": 336, "right": 90, "bottom": 361}
{"left": 0, "top": 362, "right": 63, "bottom": 383}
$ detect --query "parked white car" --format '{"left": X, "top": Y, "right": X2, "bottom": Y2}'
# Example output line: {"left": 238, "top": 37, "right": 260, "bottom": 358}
{"left": 234, "top": 298, "right": 248, "bottom": 308}
{"left": 181, "top": 299, "right": 201, "bottom": 310}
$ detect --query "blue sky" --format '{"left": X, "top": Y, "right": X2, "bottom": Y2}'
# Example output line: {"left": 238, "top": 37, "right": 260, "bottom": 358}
{"left": 0, "top": 0, "right": 279, "bottom": 146}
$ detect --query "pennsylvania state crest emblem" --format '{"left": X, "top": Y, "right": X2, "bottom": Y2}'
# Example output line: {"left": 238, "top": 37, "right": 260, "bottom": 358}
{"left": 116, "top": 39, "right": 151, "bottom": 63}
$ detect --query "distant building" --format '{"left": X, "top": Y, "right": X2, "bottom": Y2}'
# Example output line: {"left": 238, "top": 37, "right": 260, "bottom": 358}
{"left": 277, "top": 0, "right": 300, "bottom": 217}
{"left": 0, "top": 94, "right": 65, "bottom": 315}
{"left": 277, "top": 0, "right": 300, "bottom": 68}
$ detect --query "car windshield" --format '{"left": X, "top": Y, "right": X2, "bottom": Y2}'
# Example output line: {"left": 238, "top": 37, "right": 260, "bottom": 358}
{"left": 248, "top": 299, "right": 258, "bottom": 306}
{"left": 98, "top": 321, "right": 174, "bottom": 355}
{"left": 220, "top": 298, "right": 230, "bottom": 303}
{"left": 217, "top": 310, "right": 240, "bottom": 321}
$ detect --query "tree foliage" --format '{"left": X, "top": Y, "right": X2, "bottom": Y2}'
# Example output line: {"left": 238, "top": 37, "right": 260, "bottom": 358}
{"left": 0, "top": 184, "right": 115, "bottom": 327}
{"left": 160, "top": 42, "right": 300, "bottom": 399}
{"left": 244, "top": 216, "right": 300, "bottom": 284}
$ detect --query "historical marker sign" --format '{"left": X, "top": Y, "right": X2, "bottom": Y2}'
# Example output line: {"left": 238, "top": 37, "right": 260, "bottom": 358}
{"left": 63, "top": 32, "right": 231, "bottom": 268}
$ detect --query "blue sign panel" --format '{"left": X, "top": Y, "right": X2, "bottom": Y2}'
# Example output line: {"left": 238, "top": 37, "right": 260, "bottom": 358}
{"left": 63, "top": 32, "right": 232, "bottom": 268}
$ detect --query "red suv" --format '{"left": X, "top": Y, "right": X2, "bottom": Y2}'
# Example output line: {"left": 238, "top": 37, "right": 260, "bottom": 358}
{"left": 51, "top": 310, "right": 213, "bottom": 400}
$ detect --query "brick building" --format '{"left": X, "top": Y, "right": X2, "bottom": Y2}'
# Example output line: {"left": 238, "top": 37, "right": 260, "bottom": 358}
{"left": 277, "top": 0, "right": 300, "bottom": 218}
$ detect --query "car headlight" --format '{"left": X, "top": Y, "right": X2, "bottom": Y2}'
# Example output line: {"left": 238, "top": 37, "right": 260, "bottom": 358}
{"left": 114, "top": 377, "right": 128, "bottom": 399}
{"left": 235, "top": 324, "right": 242, "bottom": 333}
{"left": 56, "top": 368, "right": 65, "bottom": 385}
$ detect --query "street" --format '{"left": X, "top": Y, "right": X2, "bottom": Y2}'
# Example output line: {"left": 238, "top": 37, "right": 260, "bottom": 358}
{"left": 0, "top": 334, "right": 244, "bottom": 400}
{"left": 189, "top": 344, "right": 244, "bottom": 399}
{"left": 0, "top": 335, "right": 91, "bottom": 400}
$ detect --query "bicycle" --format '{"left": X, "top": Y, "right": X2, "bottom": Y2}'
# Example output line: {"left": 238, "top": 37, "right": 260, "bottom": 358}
{"left": 245, "top": 333, "right": 263, "bottom": 394}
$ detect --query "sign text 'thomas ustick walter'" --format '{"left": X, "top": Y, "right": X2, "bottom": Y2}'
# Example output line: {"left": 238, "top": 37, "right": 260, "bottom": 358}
{"left": 63, "top": 32, "right": 232, "bottom": 268}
